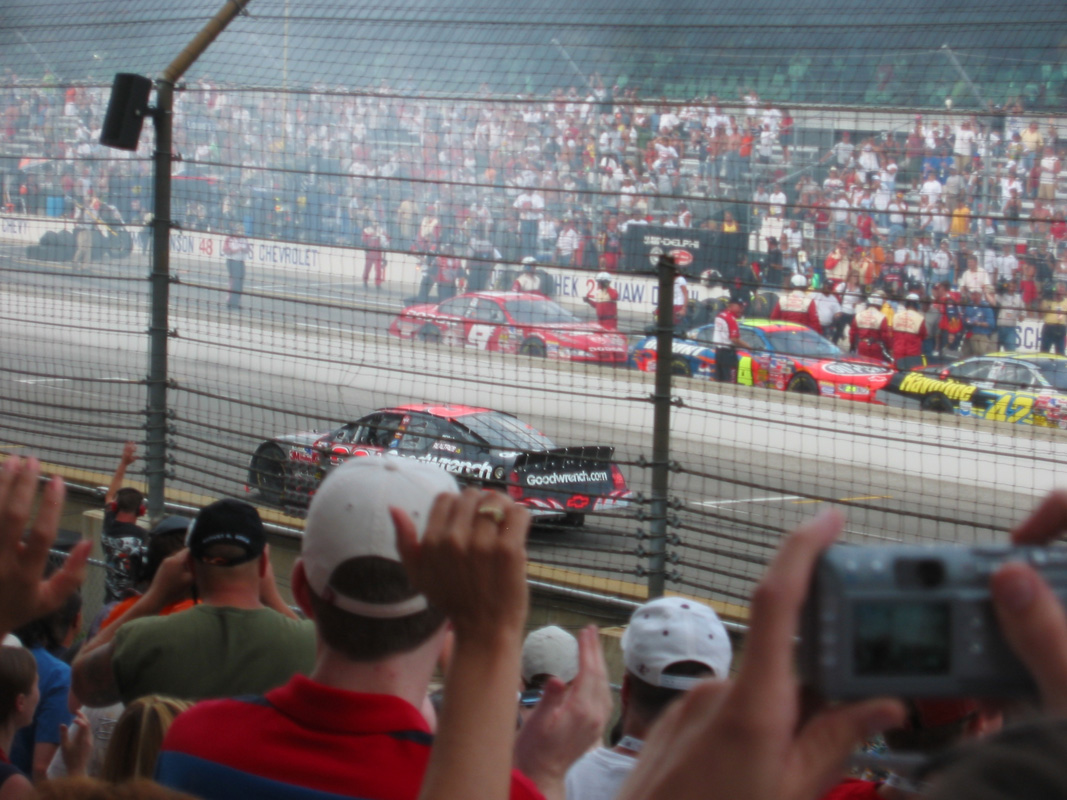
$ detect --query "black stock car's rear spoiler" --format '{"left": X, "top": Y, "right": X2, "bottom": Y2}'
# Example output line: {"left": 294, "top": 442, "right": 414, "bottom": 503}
{"left": 514, "top": 446, "right": 618, "bottom": 510}
{"left": 516, "top": 445, "right": 615, "bottom": 474}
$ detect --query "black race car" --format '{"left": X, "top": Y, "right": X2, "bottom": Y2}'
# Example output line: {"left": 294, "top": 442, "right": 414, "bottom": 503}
{"left": 248, "top": 403, "right": 633, "bottom": 523}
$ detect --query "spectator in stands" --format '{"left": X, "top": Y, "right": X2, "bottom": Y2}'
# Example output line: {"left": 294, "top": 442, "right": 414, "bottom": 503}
{"left": 959, "top": 254, "right": 992, "bottom": 295}
{"left": 0, "top": 645, "right": 37, "bottom": 799}
{"left": 962, "top": 288, "right": 998, "bottom": 356}
{"left": 820, "top": 699, "right": 1002, "bottom": 800}
{"left": 101, "top": 443, "right": 146, "bottom": 605}
{"left": 71, "top": 498, "right": 314, "bottom": 708}
{"left": 93, "top": 517, "right": 194, "bottom": 636}
{"left": 1041, "top": 282, "right": 1067, "bottom": 354}
{"left": 994, "top": 278, "right": 1026, "bottom": 351}
{"left": 10, "top": 589, "right": 80, "bottom": 781}
{"left": 100, "top": 696, "right": 193, "bottom": 783}
{"left": 522, "top": 626, "right": 579, "bottom": 693}
{"left": 565, "top": 597, "right": 731, "bottom": 800}
{"left": 0, "top": 456, "right": 89, "bottom": 644}
{"left": 156, "top": 457, "right": 610, "bottom": 800}
{"left": 1020, "top": 120, "right": 1044, "bottom": 172}
{"left": 514, "top": 188, "right": 546, "bottom": 258}
{"left": 520, "top": 625, "right": 580, "bottom": 725}
{"left": 1037, "top": 146, "right": 1061, "bottom": 202}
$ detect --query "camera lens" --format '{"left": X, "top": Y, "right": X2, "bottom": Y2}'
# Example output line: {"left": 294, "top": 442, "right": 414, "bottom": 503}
{"left": 894, "top": 558, "right": 946, "bottom": 589}
{"left": 915, "top": 559, "right": 945, "bottom": 588}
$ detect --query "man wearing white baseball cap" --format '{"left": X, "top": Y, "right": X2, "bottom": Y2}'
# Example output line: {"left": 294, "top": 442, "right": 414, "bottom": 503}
{"left": 523, "top": 626, "right": 580, "bottom": 691}
{"left": 565, "top": 597, "right": 732, "bottom": 800}
{"left": 156, "top": 457, "right": 607, "bottom": 800}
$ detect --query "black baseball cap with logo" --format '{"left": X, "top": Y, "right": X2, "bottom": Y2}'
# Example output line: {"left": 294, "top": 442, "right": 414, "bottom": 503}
{"left": 185, "top": 498, "right": 267, "bottom": 566}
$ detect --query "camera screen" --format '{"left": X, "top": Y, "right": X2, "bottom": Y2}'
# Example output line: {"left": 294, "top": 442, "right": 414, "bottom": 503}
{"left": 853, "top": 601, "right": 950, "bottom": 676}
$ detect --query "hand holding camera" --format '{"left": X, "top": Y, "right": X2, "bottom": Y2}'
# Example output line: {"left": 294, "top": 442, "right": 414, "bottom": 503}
{"left": 799, "top": 491, "right": 1067, "bottom": 711}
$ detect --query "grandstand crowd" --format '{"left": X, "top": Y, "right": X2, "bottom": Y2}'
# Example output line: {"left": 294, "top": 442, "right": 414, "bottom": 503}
{"left": 2, "top": 73, "right": 1066, "bottom": 346}
{"left": 3, "top": 436, "right": 1067, "bottom": 800}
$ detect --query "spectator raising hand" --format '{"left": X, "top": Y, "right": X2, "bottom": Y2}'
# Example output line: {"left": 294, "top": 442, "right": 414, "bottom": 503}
{"left": 393, "top": 489, "right": 529, "bottom": 800}
{"left": 0, "top": 455, "right": 90, "bottom": 640}
{"left": 615, "top": 509, "right": 906, "bottom": 800}
{"left": 515, "top": 625, "right": 613, "bottom": 800}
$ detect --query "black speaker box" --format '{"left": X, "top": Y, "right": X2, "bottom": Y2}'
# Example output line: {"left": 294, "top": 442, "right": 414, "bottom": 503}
{"left": 100, "top": 73, "right": 152, "bottom": 151}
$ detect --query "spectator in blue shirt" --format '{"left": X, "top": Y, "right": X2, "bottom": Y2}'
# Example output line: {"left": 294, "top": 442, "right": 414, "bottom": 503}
{"left": 10, "top": 590, "right": 80, "bottom": 783}
{"left": 963, "top": 288, "right": 998, "bottom": 356}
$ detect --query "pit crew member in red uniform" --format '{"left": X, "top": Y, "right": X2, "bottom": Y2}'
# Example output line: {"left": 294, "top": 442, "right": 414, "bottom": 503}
{"left": 513, "top": 257, "right": 546, "bottom": 294}
{"left": 361, "top": 215, "right": 389, "bottom": 288}
{"left": 891, "top": 292, "right": 928, "bottom": 364}
{"left": 771, "top": 273, "right": 822, "bottom": 333}
{"left": 584, "top": 272, "right": 619, "bottom": 330}
{"left": 850, "top": 291, "right": 891, "bottom": 362}
{"left": 713, "top": 291, "right": 746, "bottom": 383}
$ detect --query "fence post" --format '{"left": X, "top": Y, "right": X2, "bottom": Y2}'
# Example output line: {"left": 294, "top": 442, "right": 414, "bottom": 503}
{"left": 145, "top": 79, "right": 174, "bottom": 521}
{"left": 143, "top": 0, "right": 257, "bottom": 519}
{"left": 647, "top": 254, "right": 677, "bottom": 598}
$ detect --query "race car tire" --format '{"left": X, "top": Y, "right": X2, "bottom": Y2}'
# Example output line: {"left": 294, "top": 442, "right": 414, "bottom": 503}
{"left": 249, "top": 443, "right": 287, "bottom": 505}
{"left": 519, "top": 338, "right": 546, "bottom": 357}
{"left": 920, "top": 392, "right": 954, "bottom": 413}
{"left": 787, "top": 372, "right": 819, "bottom": 394}
{"left": 417, "top": 325, "right": 442, "bottom": 344}
{"left": 670, "top": 356, "right": 693, "bottom": 377}
{"left": 706, "top": 297, "right": 728, "bottom": 320}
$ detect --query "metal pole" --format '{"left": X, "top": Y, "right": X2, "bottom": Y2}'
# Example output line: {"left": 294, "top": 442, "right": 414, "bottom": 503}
{"left": 145, "top": 80, "right": 174, "bottom": 521}
{"left": 647, "top": 254, "right": 677, "bottom": 598}
{"left": 144, "top": 0, "right": 253, "bottom": 520}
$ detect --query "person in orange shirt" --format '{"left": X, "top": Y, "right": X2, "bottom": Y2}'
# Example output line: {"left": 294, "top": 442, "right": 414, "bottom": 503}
{"left": 97, "top": 517, "right": 197, "bottom": 632}
{"left": 868, "top": 235, "right": 886, "bottom": 285}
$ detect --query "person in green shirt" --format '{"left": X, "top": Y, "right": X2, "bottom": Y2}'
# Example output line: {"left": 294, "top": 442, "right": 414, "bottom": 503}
{"left": 72, "top": 499, "right": 314, "bottom": 707}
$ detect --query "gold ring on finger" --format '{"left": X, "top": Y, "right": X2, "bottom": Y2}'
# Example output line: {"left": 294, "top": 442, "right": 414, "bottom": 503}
{"left": 476, "top": 505, "right": 506, "bottom": 524}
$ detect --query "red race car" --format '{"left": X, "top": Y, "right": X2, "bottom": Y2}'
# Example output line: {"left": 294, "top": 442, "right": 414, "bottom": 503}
{"left": 389, "top": 291, "right": 628, "bottom": 363}
{"left": 629, "top": 319, "right": 895, "bottom": 401}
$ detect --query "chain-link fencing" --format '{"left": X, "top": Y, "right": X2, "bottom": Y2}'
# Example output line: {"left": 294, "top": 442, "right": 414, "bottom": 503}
{"left": 3, "top": 0, "right": 1067, "bottom": 619}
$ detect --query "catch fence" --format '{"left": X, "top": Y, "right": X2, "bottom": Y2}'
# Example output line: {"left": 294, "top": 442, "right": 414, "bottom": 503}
{"left": 2, "top": 0, "right": 1067, "bottom": 620}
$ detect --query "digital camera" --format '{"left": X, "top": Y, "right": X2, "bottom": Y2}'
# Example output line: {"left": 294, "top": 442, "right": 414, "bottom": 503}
{"left": 798, "top": 544, "right": 1067, "bottom": 699}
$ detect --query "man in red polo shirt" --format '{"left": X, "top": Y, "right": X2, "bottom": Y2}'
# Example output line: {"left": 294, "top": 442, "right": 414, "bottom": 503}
{"left": 157, "top": 459, "right": 605, "bottom": 800}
